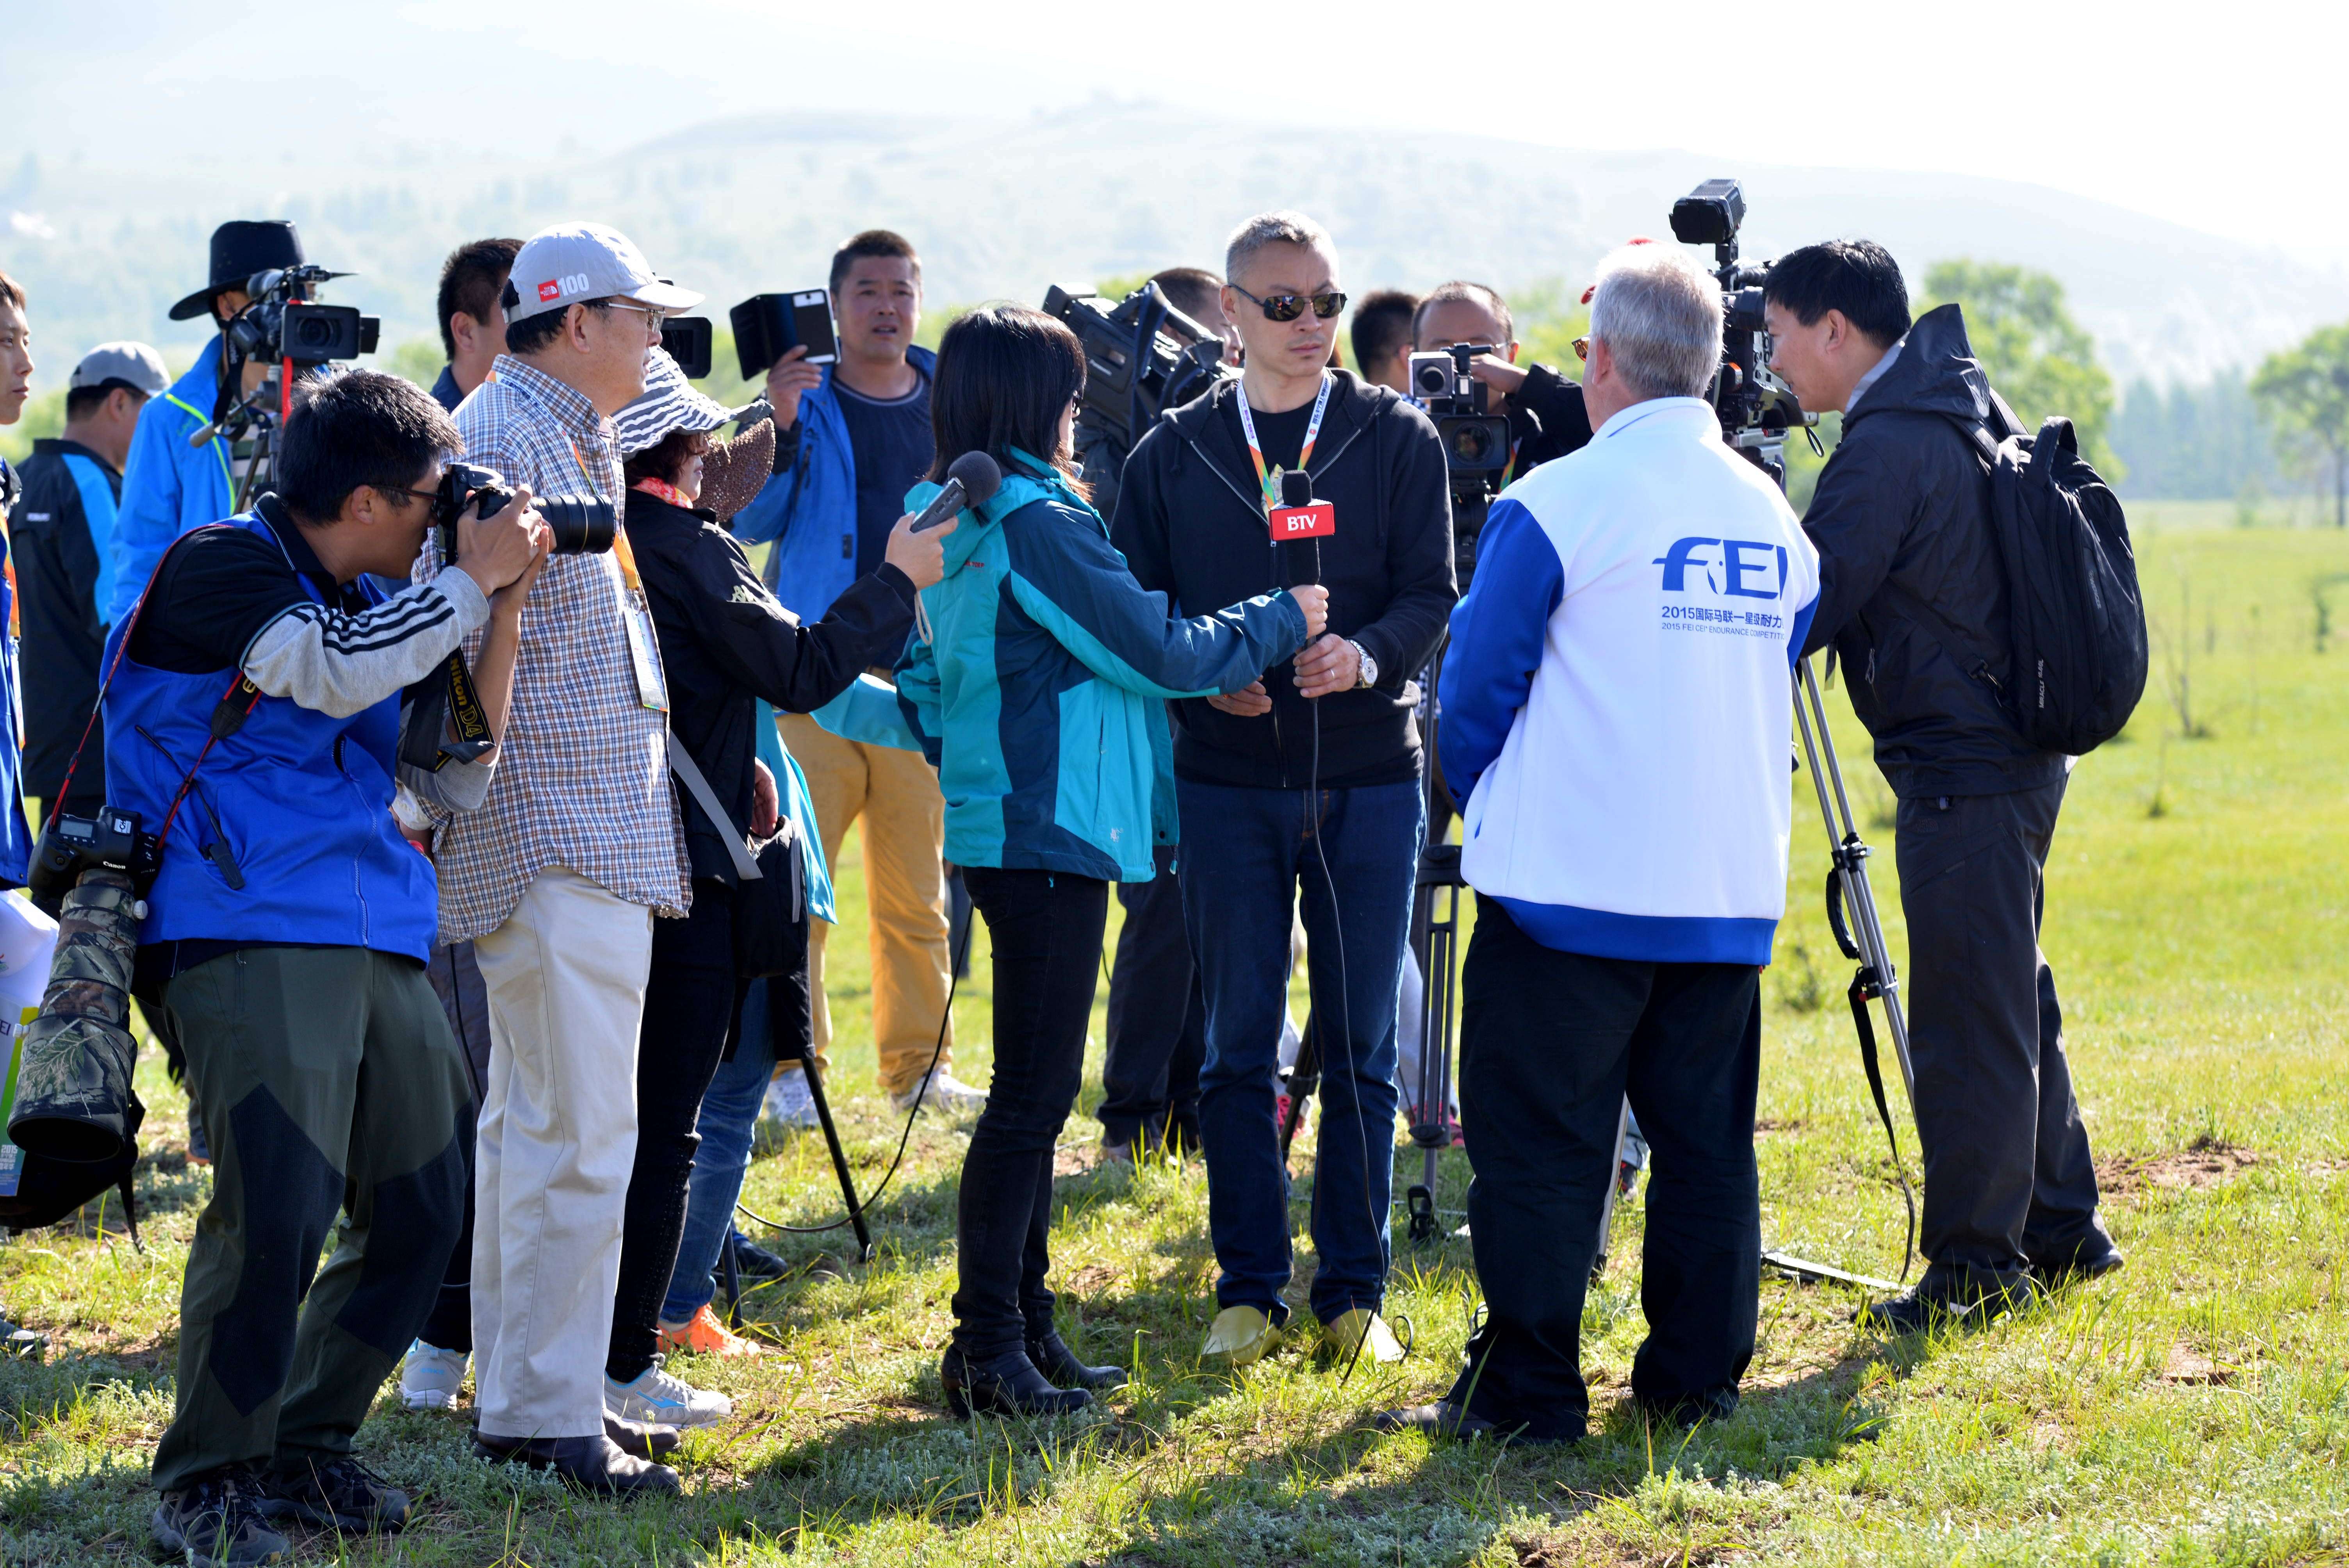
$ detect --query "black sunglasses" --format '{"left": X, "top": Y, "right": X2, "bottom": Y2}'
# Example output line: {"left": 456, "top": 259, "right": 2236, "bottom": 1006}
{"left": 1231, "top": 284, "right": 1348, "bottom": 323}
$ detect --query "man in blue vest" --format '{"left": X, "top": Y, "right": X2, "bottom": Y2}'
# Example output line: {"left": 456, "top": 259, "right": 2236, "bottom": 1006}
{"left": 114, "top": 369, "right": 550, "bottom": 1567}
{"left": 11, "top": 342, "right": 171, "bottom": 819}
{"left": 109, "top": 219, "right": 317, "bottom": 624}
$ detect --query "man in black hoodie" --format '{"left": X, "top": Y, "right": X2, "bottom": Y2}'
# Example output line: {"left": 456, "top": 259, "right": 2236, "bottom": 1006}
{"left": 1765, "top": 241, "right": 2118, "bottom": 1331}
{"left": 1114, "top": 210, "right": 1456, "bottom": 1372}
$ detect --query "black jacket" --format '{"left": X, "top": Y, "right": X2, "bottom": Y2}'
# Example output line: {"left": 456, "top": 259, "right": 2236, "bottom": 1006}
{"left": 1506, "top": 362, "right": 1594, "bottom": 474}
{"left": 1799, "top": 303, "right": 2064, "bottom": 798}
{"left": 9, "top": 438, "right": 118, "bottom": 803}
{"left": 1112, "top": 370, "right": 1457, "bottom": 790}
{"left": 626, "top": 488, "right": 917, "bottom": 885}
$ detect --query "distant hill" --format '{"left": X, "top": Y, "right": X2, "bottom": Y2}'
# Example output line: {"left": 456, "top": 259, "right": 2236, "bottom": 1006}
{"left": 3, "top": 105, "right": 2340, "bottom": 390}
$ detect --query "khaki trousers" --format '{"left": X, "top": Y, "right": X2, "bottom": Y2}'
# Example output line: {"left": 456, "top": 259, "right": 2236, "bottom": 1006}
{"left": 779, "top": 711, "right": 954, "bottom": 1094}
{"left": 470, "top": 866, "right": 654, "bottom": 1441}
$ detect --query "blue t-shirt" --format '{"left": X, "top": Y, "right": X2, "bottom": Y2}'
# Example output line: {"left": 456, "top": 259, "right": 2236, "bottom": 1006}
{"left": 836, "top": 371, "right": 934, "bottom": 580}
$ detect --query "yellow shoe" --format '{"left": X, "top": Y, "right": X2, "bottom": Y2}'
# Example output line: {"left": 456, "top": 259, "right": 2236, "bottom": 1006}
{"left": 658, "top": 1303, "right": 767, "bottom": 1360}
{"left": 1200, "top": 1305, "right": 1283, "bottom": 1370}
{"left": 1321, "top": 1308, "right": 1406, "bottom": 1367}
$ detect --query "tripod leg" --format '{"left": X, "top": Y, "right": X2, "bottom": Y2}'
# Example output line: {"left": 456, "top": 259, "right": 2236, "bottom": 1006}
{"left": 719, "top": 1232, "right": 743, "bottom": 1328}
{"left": 793, "top": 1042, "right": 875, "bottom": 1265}
{"left": 1591, "top": 1098, "right": 1632, "bottom": 1282}
{"left": 1279, "top": 1013, "right": 1321, "bottom": 1161}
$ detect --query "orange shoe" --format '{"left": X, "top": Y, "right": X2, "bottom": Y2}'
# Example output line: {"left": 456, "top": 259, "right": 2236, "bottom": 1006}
{"left": 657, "top": 1303, "right": 766, "bottom": 1360}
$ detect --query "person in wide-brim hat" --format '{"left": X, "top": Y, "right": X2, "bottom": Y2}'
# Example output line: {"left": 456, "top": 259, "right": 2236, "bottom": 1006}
{"left": 168, "top": 219, "right": 307, "bottom": 322}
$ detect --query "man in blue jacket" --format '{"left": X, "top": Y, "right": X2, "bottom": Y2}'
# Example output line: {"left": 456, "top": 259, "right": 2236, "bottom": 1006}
{"left": 109, "top": 220, "right": 313, "bottom": 624}
{"left": 1379, "top": 244, "right": 1819, "bottom": 1445}
{"left": 121, "top": 369, "right": 548, "bottom": 1565}
{"left": 732, "top": 229, "right": 974, "bottom": 1118}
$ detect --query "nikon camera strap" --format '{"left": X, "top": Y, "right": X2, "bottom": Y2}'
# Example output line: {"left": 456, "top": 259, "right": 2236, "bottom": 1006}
{"left": 399, "top": 649, "right": 495, "bottom": 774}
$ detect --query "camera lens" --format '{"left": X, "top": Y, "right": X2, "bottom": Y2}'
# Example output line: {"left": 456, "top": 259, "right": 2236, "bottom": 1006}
{"left": 1415, "top": 361, "right": 1451, "bottom": 397}
{"left": 541, "top": 496, "right": 618, "bottom": 555}
{"left": 1449, "top": 422, "right": 1502, "bottom": 469}
{"left": 293, "top": 314, "right": 337, "bottom": 351}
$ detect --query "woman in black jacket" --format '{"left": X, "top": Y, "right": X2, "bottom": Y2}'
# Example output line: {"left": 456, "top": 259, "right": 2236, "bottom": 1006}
{"left": 599, "top": 349, "right": 952, "bottom": 1428}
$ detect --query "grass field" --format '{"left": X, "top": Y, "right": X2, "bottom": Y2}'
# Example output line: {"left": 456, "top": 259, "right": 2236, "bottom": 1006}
{"left": 2, "top": 525, "right": 2346, "bottom": 1566}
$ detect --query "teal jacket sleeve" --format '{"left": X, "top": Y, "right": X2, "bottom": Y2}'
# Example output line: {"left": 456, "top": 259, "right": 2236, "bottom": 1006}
{"left": 1002, "top": 500, "right": 1307, "bottom": 699}
{"left": 812, "top": 672, "right": 923, "bottom": 754}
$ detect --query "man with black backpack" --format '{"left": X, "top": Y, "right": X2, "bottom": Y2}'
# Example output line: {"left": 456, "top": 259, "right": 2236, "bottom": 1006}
{"left": 1765, "top": 241, "right": 2122, "bottom": 1333}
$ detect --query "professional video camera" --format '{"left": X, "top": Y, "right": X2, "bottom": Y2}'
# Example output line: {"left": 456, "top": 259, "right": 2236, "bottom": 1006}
{"left": 1666, "top": 179, "right": 1821, "bottom": 486}
{"left": 1043, "top": 281, "right": 1232, "bottom": 452}
{"left": 199, "top": 264, "right": 382, "bottom": 512}
{"left": 1406, "top": 342, "right": 1513, "bottom": 581}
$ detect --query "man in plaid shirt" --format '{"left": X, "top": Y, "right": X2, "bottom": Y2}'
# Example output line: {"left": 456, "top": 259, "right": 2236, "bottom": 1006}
{"left": 430, "top": 222, "right": 699, "bottom": 1495}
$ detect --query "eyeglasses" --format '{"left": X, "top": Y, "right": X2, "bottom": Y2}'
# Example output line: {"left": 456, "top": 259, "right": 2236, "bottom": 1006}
{"left": 374, "top": 484, "right": 438, "bottom": 509}
{"left": 1572, "top": 336, "right": 1590, "bottom": 362}
{"left": 1230, "top": 284, "right": 1347, "bottom": 323}
{"left": 602, "top": 299, "right": 668, "bottom": 332}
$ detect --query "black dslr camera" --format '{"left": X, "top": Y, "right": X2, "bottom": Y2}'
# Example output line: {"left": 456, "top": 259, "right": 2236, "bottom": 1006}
{"left": 27, "top": 805, "right": 161, "bottom": 917}
{"left": 226, "top": 265, "right": 380, "bottom": 367}
{"left": 1044, "top": 282, "right": 1233, "bottom": 451}
{"left": 428, "top": 461, "right": 617, "bottom": 562}
{"left": 1407, "top": 343, "right": 1513, "bottom": 582}
{"left": 1667, "top": 178, "right": 1820, "bottom": 486}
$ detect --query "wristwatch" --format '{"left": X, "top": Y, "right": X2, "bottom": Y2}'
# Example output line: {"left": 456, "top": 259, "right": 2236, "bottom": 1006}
{"left": 1348, "top": 640, "right": 1378, "bottom": 690}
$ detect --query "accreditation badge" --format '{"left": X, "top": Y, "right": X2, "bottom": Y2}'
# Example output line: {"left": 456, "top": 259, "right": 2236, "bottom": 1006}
{"left": 621, "top": 593, "right": 671, "bottom": 714}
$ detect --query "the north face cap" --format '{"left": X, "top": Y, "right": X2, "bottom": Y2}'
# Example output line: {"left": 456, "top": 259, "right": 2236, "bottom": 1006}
{"left": 506, "top": 221, "right": 703, "bottom": 324}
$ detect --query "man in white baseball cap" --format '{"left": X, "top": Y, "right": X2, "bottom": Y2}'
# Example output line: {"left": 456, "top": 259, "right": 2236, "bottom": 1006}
{"left": 418, "top": 220, "right": 708, "bottom": 1495}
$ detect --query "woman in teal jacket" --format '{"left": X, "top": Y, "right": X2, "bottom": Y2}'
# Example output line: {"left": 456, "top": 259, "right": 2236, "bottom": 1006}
{"left": 897, "top": 306, "right": 1325, "bottom": 1416}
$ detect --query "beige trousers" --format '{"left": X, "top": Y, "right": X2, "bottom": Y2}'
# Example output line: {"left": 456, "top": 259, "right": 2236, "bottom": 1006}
{"left": 470, "top": 866, "right": 654, "bottom": 1440}
{"left": 779, "top": 711, "right": 955, "bottom": 1094}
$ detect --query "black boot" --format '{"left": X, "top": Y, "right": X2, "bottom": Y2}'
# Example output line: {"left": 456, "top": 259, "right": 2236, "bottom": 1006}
{"left": 940, "top": 1344, "right": 1091, "bottom": 1418}
{"left": 1026, "top": 1329, "right": 1127, "bottom": 1391}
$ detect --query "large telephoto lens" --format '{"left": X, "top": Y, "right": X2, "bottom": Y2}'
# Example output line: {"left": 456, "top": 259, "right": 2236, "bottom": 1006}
{"left": 540, "top": 495, "right": 618, "bottom": 554}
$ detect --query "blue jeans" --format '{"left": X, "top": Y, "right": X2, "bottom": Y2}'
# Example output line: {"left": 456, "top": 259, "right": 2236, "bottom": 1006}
{"left": 1178, "top": 776, "right": 1422, "bottom": 1326}
{"left": 659, "top": 978, "right": 779, "bottom": 1326}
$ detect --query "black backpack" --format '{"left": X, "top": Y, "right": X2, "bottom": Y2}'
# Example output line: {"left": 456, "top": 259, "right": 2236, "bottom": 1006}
{"left": 1948, "top": 414, "right": 2148, "bottom": 754}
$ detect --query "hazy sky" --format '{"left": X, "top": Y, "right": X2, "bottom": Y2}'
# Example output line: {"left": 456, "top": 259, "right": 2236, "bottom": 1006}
{"left": 3, "top": 0, "right": 2340, "bottom": 268}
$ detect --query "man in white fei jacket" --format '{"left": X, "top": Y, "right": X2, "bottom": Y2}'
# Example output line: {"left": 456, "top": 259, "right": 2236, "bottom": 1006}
{"left": 1379, "top": 243, "right": 1820, "bottom": 1445}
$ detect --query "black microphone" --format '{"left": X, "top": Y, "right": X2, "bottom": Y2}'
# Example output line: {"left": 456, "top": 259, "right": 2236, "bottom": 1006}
{"left": 1280, "top": 469, "right": 1320, "bottom": 586}
{"left": 909, "top": 450, "right": 1003, "bottom": 532}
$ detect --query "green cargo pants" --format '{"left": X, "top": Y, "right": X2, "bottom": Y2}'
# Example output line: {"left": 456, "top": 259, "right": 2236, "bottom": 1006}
{"left": 151, "top": 945, "right": 470, "bottom": 1492}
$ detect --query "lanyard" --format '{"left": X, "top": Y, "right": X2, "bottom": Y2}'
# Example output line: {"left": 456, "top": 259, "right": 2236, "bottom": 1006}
{"left": 569, "top": 435, "right": 642, "bottom": 595}
{"left": 1234, "top": 372, "right": 1333, "bottom": 515}
{"left": 1499, "top": 435, "right": 1522, "bottom": 490}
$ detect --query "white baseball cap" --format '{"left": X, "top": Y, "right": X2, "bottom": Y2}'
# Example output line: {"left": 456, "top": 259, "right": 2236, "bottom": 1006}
{"left": 506, "top": 221, "right": 703, "bottom": 324}
{"left": 70, "top": 342, "right": 171, "bottom": 396}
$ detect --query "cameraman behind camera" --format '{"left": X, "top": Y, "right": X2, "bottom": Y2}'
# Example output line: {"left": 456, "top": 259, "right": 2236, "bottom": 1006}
{"left": 112, "top": 370, "right": 547, "bottom": 1565}
{"left": 1411, "top": 280, "right": 1593, "bottom": 483}
{"left": 1764, "top": 241, "right": 2118, "bottom": 1331}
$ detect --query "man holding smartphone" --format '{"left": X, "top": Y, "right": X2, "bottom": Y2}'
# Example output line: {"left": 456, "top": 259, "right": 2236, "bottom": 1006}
{"left": 732, "top": 230, "right": 975, "bottom": 1121}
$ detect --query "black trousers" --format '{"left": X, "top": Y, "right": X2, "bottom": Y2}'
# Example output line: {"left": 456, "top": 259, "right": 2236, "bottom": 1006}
{"left": 953, "top": 867, "right": 1105, "bottom": 1359}
{"left": 419, "top": 940, "right": 495, "bottom": 1353}
{"left": 1897, "top": 778, "right": 2112, "bottom": 1296}
{"left": 1445, "top": 898, "right": 1761, "bottom": 1441}
{"left": 608, "top": 879, "right": 745, "bottom": 1384}
{"left": 1098, "top": 845, "right": 1205, "bottom": 1153}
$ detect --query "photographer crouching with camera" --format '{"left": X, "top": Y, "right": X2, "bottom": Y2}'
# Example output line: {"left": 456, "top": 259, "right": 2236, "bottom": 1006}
{"left": 1377, "top": 244, "right": 1819, "bottom": 1445}
{"left": 85, "top": 369, "right": 548, "bottom": 1565}
{"left": 1112, "top": 211, "right": 1455, "bottom": 1372}
{"left": 1763, "top": 242, "right": 2119, "bottom": 1330}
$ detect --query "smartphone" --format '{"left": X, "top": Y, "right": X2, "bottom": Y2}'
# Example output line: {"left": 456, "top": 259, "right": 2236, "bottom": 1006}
{"left": 731, "top": 291, "right": 839, "bottom": 382}
{"left": 659, "top": 316, "right": 713, "bottom": 381}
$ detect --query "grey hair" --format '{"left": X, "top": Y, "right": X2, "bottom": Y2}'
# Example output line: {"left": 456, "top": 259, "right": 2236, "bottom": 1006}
{"left": 1224, "top": 210, "right": 1336, "bottom": 285}
{"left": 1587, "top": 244, "right": 1724, "bottom": 401}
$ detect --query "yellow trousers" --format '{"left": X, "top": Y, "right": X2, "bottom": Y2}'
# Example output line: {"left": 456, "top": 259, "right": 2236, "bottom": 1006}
{"left": 779, "top": 712, "right": 955, "bottom": 1094}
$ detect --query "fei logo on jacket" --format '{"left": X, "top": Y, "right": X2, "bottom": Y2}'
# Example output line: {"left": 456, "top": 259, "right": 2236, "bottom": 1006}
{"left": 1652, "top": 535, "right": 1793, "bottom": 636}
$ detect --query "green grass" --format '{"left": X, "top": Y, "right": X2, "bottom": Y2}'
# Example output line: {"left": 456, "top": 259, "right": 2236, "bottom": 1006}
{"left": 4, "top": 525, "right": 2348, "bottom": 1565}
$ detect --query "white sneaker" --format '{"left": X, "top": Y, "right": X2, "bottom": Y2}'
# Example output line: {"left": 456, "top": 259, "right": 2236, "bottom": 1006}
{"left": 761, "top": 1069, "right": 821, "bottom": 1132}
{"left": 398, "top": 1340, "right": 468, "bottom": 1411}
{"left": 604, "top": 1354, "right": 732, "bottom": 1428}
{"left": 889, "top": 1068, "right": 987, "bottom": 1116}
